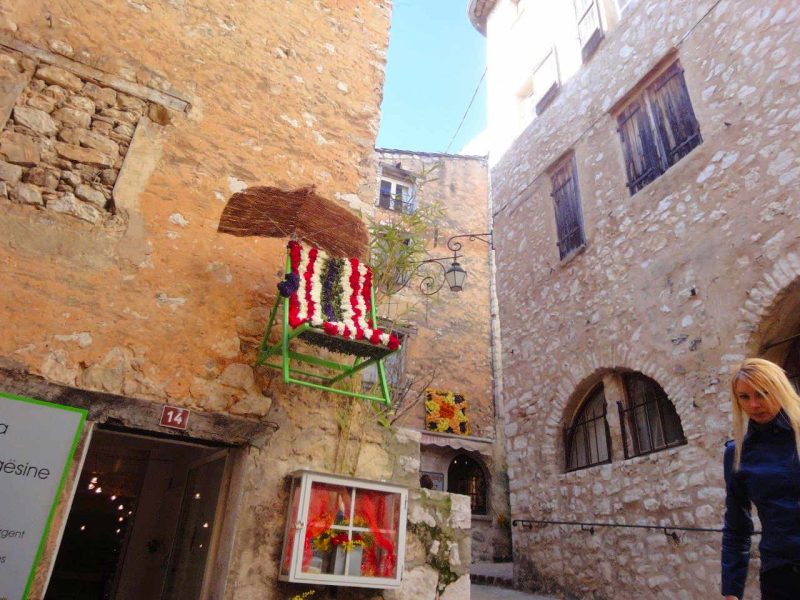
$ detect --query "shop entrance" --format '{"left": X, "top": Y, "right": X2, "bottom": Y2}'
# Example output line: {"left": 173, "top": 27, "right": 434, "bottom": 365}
{"left": 46, "top": 429, "right": 230, "bottom": 600}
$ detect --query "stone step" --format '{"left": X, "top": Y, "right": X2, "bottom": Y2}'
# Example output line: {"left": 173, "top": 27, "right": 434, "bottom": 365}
{"left": 470, "top": 573, "right": 515, "bottom": 588}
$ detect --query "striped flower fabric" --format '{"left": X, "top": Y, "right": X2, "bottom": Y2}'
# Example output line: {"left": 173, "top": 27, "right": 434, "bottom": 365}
{"left": 283, "top": 241, "right": 400, "bottom": 350}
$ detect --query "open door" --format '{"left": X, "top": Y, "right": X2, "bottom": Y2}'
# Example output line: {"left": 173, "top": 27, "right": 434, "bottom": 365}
{"left": 46, "top": 430, "right": 232, "bottom": 600}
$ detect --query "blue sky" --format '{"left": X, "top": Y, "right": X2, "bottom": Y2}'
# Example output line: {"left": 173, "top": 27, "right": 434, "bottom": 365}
{"left": 376, "top": 0, "right": 487, "bottom": 154}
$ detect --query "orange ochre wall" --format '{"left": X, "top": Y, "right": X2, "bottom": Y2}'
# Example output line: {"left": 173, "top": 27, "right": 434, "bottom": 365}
{"left": 0, "top": 0, "right": 391, "bottom": 413}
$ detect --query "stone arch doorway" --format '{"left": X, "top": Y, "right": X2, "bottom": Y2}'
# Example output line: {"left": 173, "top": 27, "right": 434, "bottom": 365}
{"left": 447, "top": 454, "right": 489, "bottom": 516}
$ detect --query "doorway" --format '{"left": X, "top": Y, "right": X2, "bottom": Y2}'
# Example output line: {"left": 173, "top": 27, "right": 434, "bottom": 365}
{"left": 46, "top": 429, "right": 230, "bottom": 600}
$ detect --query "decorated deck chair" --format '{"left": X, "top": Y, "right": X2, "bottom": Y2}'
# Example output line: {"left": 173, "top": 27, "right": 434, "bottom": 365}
{"left": 257, "top": 240, "right": 401, "bottom": 406}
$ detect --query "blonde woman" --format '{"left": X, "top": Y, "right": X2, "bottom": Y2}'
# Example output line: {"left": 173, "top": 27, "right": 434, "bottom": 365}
{"left": 722, "top": 358, "right": 800, "bottom": 600}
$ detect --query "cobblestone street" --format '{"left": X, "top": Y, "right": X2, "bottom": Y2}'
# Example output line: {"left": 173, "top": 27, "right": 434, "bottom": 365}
{"left": 470, "top": 562, "right": 559, "bottom": 600}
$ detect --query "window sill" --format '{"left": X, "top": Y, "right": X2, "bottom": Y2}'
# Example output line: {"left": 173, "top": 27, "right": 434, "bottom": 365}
{"left": 559, "top": 243, "right": 587, "bottom": 266}
{"left": 581, "top": 28, "right": 605, "bottom": 63}
{"left": 471, "top": 514, "right": 492, "bottom": 522}
{"left": 563, "top": 456, "right": 612, "bottom": 474}
{"left": 623, "top": 439, "right": 688, "bottom": 462}
{"left": 535, "top": 83, "right": 560, "bottom": 116}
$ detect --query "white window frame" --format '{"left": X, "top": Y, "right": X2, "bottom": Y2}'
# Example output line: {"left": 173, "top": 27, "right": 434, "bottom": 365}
{"left": 279, "top": 470, "right": 408, "bottom": 589}
{"left": 378, "top": 176, "right": 415, "bottom": 214}
{"left": 573, "top": 0, "right": 604, "bottom": 61}
{"left": 531, "top": 46, "right": 561, "bottom": 115}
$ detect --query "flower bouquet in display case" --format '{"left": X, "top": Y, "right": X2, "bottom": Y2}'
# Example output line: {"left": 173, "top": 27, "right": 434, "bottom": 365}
{"left": 278, "top": 471, "right": 407, "bottom": 589}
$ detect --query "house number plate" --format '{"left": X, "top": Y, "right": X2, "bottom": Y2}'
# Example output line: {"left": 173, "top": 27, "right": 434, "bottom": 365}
{"left": 159, "top": 405, "right": 190, "bottom": 430}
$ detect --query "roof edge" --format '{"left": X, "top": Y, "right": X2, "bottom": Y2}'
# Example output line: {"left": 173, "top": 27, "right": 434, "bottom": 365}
{"left": 467, "top": 0, "right": 498, "bottom": 35}
{"left": 376, "top": 147, "right": 488, "bottom": 160}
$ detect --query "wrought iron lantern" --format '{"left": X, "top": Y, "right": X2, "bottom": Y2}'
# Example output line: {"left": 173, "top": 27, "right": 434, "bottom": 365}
{"left": 395, "top": 232, "right": 492, "bottom": 295}
{"left": 444, "top": 260, "right": 467, "bottom": 292}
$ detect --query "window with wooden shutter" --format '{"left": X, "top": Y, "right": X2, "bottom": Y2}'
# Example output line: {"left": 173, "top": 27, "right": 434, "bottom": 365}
{"left": 617, "top": 60, "right": 702, "bottom": 195}
{"left": 550, "top": 156, "right": 586, "bottom": 260}
{"left": 617, "top": 100, "right": 663, "bottom": 194}
{"left": 648, "top": 64, "right": 702, "bottom": 168}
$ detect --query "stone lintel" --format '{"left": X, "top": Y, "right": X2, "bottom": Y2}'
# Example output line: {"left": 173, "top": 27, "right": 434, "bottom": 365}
{"left": 0, "top": 365, "right": 277, "bottom": 448}
{"left": 0, "top": 32, "right": 190, "bottom": 113}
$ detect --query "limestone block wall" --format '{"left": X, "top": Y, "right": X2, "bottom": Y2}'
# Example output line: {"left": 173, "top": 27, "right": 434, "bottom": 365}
{"left": 487, "top": 0, "right": 800, "bottom": 598}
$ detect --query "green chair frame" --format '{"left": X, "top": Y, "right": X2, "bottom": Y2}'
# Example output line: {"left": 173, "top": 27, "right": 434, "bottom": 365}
{"left": 256, "top": 255, "right": 395, "bottom": 406}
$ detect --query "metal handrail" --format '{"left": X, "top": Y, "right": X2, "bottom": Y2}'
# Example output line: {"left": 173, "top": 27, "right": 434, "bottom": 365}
{"left": 512, "top": 518, "right": 761, "bottom": 543}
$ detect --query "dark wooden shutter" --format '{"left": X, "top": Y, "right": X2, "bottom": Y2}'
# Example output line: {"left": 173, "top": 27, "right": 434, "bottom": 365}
{"left": 617, "top": 100, "right": 663, "bottom": 194}
{"left": 551, "top": 157, "right": 586, "bottom": 259}
{"left": 649, "top": 64, "right": 702, "bottom": 167}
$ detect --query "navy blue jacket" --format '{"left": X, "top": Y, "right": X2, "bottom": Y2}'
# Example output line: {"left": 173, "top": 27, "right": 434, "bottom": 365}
{"left": 721, "top": 411, "right": 800, "bottom": 598}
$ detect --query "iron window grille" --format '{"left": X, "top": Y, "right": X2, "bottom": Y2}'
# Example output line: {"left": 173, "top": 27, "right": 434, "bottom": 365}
{"left": 573, "top": 0, "right": 604, "bottom": 62}
{"left": 617, "top": 61, "right": 702, "bottom": 195}
{"left": 617, "top": 374, "right": 686, "bottom": 459}
{"left": 550, "top": 155, "right": 587, "bottom": 260}
{"left": 447, "top": 455, "right": 488, "bottom": 515}
{"left": 564, "top": 385, "right": 611, "bottom": 472}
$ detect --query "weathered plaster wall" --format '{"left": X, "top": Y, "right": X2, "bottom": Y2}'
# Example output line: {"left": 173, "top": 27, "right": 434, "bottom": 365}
{"left": 489, "top": 0, "right": 800, "bottom": 597}
{"left": 373, "top": 151, "right": 493, "bottom": 436}
{"left": 371, "top": 150, "right": 511, "bottom": 562}
{"left": 0, "top": 3, "right": 472, "bottom": 600}
{"left": 0, "top": 0, "right": 389, "bottom": 413}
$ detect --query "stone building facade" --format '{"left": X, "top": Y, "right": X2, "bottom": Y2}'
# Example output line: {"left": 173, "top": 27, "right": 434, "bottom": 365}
{"left": 0, "top": 2, "right": 471, "bottom": 599}
{"left": 471, "top": 0, "right": 800, "bottom": 598}
{"left": 372, "top": 149, "right": 511, "bottom": 562}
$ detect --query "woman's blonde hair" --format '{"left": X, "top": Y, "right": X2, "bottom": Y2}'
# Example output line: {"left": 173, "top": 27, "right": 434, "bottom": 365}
{"left": 730, "top": 358, "right": 800, "bottom": 470}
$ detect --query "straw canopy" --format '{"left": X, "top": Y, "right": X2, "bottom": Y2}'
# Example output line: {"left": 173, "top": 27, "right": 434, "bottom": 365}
{"left": 217, "top": 185, "right": 369, "bottom": 259}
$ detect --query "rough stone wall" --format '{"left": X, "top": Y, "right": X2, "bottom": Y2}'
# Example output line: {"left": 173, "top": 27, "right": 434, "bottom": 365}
{"left": 0, "top": 3, "right": 469, "bottom": 600}
{"left": 1, "top": 56, "right": 151, "bottom": 223}
{"left": 488, "top": 0, "right": 800, "bottom": 598}
{"left": 387, "top": 489, "right": 472, "bottom": 600}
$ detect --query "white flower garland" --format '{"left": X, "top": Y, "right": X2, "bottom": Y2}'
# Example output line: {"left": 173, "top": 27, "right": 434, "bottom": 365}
{"left": 309, "top": 247, "right": 325, "bottom": 327}
{"left": 296, "top": 244, "right": 310, "bottom": 322}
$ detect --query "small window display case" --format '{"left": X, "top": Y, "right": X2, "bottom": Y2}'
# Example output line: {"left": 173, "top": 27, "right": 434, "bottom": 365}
{"left": 279, "top": 470, "right": 408, "bottom": 589}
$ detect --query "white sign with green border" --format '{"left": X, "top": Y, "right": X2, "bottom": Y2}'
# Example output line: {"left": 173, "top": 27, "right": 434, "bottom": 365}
{"left": 0, "top": 392, "right": 86, "bottom": 600}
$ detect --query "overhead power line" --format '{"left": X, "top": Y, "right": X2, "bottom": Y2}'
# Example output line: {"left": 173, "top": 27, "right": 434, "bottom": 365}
{"left": 444, "top": 67, "right": 487, "bottom": 155}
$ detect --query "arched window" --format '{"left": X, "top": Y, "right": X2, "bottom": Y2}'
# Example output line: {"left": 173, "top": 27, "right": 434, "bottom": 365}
{"left": 784, "top": 336, "right": 800, "bottom": 392}
{"left": 619, "top": 373, "right": 685, "bottom": 458}
{"left": 564, "top": 384, "right": 611, "bottom": 472}
{"left": 447, "top": 455, "right": 487, "bottom": 515}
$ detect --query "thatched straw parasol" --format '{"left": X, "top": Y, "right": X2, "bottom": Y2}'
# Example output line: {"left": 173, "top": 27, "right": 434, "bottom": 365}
{"left": 217, "top": 185, "right": 368, "bottom": 258}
